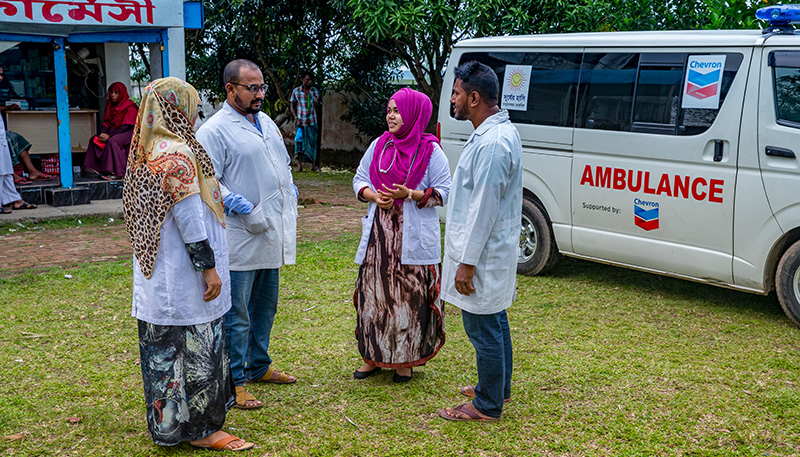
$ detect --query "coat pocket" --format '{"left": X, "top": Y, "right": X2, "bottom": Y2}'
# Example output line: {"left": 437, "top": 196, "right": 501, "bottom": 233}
{"left": 240, "top": 204, "right": 269, "bottom": 235}
{"left": 419, "top": 217, "right": 441, "bottom": 250}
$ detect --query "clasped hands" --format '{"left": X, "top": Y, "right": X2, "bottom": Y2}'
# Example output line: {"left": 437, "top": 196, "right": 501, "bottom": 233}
{"left": 373, "top": 183, "right": 411, "bottom": 210}
{"left": 97, "top": 133, "right": 110, "bottom": 143}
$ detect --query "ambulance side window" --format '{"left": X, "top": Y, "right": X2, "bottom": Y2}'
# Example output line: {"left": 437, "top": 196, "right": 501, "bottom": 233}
{"left": 631, "top": 53, "right": 685, "bottom": 134}
{"left": 575, "top": 52, "right": 742, "bottom": 135}
{"left": 576, "top": 53, "right": 639, "bottom": 131}
{"left": 458, "top": 52, "right": 581, "bottom": 127}
{"left": 770, "top": 51, "right": 800, "bottom": 128}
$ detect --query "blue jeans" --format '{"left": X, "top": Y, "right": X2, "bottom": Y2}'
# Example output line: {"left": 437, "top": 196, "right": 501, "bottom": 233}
{"left": 225, "top": 269, "right": 279, "bottom": 386}
{"left": 461, "top": 309, "right": 513, "bottom": 418}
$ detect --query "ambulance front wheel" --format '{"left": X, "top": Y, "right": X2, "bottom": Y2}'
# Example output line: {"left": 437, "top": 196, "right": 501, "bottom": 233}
{"left": 518, "top": 197, "right": 560, "bottom": 276}
{"left": 776, "top": 241, "right": 800, "bottom": 327}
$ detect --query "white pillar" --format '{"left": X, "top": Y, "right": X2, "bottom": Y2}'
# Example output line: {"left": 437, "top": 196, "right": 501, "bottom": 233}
{"left": 166, "top": 27, "right": 186, "bottom": 80}
{"left": 148, "top": 42, "right": 163, "bottom": 79}
{"left": 103, "top": 43, "right": 131, "bottom": 89}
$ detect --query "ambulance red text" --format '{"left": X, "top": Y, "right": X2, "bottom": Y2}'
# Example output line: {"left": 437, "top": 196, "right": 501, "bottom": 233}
{"left": 579, "top": 165, "right": 724, "bottom": 203}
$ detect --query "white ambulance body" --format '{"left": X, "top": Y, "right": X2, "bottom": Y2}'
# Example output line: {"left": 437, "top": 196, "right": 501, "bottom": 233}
{"left": 438, "top": 22, "right": 800, "bottom": 326}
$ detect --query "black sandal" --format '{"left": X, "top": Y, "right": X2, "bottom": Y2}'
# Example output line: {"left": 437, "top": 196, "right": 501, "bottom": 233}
{"left": 0, "top": 207, "right": 11, "bottom": 215}
{"left": 12, "top": 201, "right": 37, "bottom": 210}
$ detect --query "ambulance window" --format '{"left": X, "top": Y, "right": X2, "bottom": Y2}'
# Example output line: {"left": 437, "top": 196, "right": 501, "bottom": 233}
{"left": 678, "top": 53, "right": 742, "bottom": 135}
{"left": 770, "top": 51, "right": 800, "bottom": 127}
{"left": 458, "top": 52, "right": 580, "bottom": 127}
{"left": 576, "top": 53, "right": 639, "bottom": 131}
{"left": 631, "top": 53, "right": 685, "bottom": 134}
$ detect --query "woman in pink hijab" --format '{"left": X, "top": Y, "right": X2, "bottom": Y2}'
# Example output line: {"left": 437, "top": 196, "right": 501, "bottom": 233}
{"left": 351, "top": 88, "right": 452, "bottom": 383}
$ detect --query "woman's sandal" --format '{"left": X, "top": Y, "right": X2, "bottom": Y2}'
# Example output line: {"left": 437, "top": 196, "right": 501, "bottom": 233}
{"left": 438, "top": 401, "right": 500, "bottom": 422}
{"left": 192, "top": 434, "right": 255, "bottom": 451}
{"left": 460, "top": 385, "right": 511, "bottom": 403}
{"left": 233, "top": 385, "right": 262, "bottom": 410}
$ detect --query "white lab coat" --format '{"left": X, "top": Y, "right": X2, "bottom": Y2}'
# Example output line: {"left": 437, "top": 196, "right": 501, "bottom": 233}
{"left": 353, "top": 140, "right": 451, "bottom": 265}
{"left": 132, "top": 194, "right": 232, "bottom": 326}
{"left": 196, "top": 102, "right": 297, "bottom": 271}
{"left": 440, "top": 111, "right": 523, "bottom": 315}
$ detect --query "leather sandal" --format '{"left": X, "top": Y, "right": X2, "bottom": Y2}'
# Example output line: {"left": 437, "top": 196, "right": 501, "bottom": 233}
{"left": 233, "top": 385, "right": 262, "bottom": 410}
{"left": 254, "top": 366, "right": 296, "bottom": 384}
{"left": 438, "top": 401, "right": 500, "bottom": 422}
{"left": 192, "top": 434, "right": 255, "bottom": 451}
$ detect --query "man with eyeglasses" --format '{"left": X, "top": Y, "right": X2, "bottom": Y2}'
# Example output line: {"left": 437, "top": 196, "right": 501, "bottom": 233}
{"left": 289, "top": 71, "right": 321, "bottom": 172}
{"left": 196, "top": 59, "right": 298, "bottom": 411}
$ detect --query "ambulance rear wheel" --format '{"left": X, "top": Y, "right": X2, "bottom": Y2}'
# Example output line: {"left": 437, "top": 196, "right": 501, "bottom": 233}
{"left": 518, "top": 197, "right": 560, "bottom": 276}
{"left": 776, "top": 241, "right": 800, "bottom": 327}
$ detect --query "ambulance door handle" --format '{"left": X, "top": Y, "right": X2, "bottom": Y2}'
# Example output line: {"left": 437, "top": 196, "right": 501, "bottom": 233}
{"left": 713, "top": 140, "right": 723, "bottom": 162}
{"left": 765, "top": 146, "right": 796, "bottom": 159}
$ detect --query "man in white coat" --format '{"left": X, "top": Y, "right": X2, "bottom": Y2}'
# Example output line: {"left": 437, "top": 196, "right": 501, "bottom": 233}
{"left": 196, "top": 59, "right": 298, "bottom": 410}
{"left": 438, "top": 61, "right": 522, "bottom": 422}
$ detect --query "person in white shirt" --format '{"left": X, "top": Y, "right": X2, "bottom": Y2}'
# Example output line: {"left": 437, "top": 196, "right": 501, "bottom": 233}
{"left": 123, "top": 77, "right": 253, "bottom": 451}
{"left": 0, "top": 115, "right": 37, "bottom": 213}
{"left": 196, "top": 59, "right": 298, "bottom": 411}
{"left": 438, "top": 61, "right": 523, "bottom": 422}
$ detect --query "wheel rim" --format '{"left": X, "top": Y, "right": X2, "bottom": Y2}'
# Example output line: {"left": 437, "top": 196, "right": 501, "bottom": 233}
{"left": 793, "top": 266, "right": 800, "bottom": 304}
{"left": 519, "top": 213, "right": 537, "bottom": 264}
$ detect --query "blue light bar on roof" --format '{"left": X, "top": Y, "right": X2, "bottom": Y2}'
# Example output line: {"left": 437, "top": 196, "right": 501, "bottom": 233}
{"left": 756, "top": 4, "right": 800, "bottom": 26}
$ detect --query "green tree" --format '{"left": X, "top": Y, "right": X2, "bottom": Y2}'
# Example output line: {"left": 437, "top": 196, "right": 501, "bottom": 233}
{"left": 341, "top": 0, "right": 564, "bottom": 121}
{"left": 185, "top": 0, "right": 402, "bottom": 144}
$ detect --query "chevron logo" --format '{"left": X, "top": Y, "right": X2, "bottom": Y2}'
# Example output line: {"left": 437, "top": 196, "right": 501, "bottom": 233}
{"left": 634, "top": 200, "right": 659, "bottom": 231}
{"left": 686, "top": 69, "right": 720, "bottom": 100}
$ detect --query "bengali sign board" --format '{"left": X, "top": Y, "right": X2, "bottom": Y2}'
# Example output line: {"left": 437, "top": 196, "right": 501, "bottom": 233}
{"left": 0, "top": 0, "right": 182, "bottom": 28}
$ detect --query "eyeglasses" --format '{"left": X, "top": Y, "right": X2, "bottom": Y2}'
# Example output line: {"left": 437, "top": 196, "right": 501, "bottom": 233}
{"left": 230, "top": 82, "right": 268, "bottom": 94}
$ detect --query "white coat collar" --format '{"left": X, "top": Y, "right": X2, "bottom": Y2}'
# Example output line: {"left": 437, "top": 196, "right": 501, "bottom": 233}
{"left": 222, "top": 102, "right": 263, "bottom": 136}
{"left": 473, "top": 110, "right": 509, "bottom": 137}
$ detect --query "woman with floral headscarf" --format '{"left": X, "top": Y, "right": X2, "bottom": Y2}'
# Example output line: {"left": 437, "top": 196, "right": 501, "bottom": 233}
{"left": 83, "top": 81, "right": 138, "bottom": 179}
{"left": 351, "top": 88, "right": 451, "bottom": 383}
{"left": 123, "top": 77, "right": 253, "bottom": 451}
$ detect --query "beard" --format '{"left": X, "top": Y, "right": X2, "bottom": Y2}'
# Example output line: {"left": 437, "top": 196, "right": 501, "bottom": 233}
{"left": 234, "top": 94, "right": 262, "bottom": 114}
{"left": 452, "top": 102, "right": 467, "bottom": 121}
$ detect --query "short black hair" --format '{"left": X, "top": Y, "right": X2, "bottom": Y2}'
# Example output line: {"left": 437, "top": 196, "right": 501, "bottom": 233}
{"left": 299, "top": 70, "right": 313, "bottom": 80}
{"left": 453, "top": 61, "right": 498, "bottom": 104}
{"left": 223, "top": 59, "right": 260, "bottom": 86}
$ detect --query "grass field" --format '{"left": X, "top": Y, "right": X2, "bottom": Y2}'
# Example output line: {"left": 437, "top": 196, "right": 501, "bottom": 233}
{"left": 1, "top": 225, "right": 799, "bottom": 456}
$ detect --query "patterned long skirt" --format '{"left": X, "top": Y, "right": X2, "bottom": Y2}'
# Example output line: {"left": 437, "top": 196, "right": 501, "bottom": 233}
{"left": 137, "top": 316, "right": 235, "bottom": 446}
{"left": 354, "top": 203, "right": 445, "bottom": 368}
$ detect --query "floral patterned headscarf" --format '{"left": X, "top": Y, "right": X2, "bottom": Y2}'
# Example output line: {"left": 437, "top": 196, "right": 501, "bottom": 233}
{"left": 123, "top": 77, "right": 225, "bottom": 278}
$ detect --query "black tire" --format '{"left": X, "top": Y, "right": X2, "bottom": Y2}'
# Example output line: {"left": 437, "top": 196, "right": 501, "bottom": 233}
{"left": 517, "top": 196, "right": 560, "bottom": 276}
{"left": 776, "top": 241, "right": 800, "bottom": 327}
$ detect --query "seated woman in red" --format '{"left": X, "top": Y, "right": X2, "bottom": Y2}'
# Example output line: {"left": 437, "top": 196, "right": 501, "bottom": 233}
{"left": 83, "top": 82, "right": 138, "bottom": 180}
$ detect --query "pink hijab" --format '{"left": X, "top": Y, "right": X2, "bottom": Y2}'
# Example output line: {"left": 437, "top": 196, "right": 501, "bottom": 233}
{"left": 369, "top": 88, "right": 439, "bottom": 206}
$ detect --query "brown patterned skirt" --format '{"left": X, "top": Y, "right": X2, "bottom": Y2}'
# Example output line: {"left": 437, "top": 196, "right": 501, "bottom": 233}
{"left": 354, "top": 203, "right": 445, "bottom": 368}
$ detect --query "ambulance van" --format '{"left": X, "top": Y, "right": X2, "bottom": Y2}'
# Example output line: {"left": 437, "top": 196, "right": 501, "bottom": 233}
{"left": 437, "top": 5, "right": 800, "bottom": 327}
